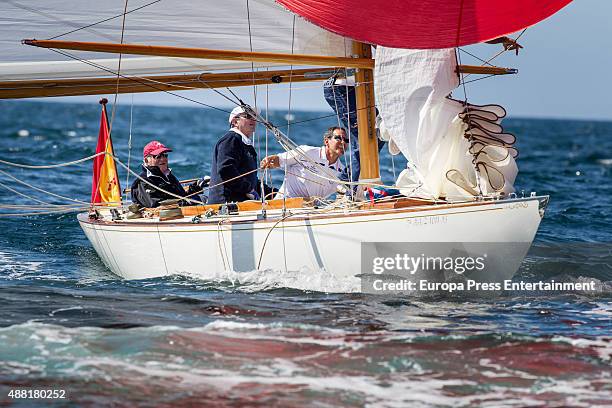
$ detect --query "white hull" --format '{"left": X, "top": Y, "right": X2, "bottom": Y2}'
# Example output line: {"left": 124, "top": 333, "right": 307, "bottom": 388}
{"left": 78, "top": 196, "right": 547, "bottom": 283}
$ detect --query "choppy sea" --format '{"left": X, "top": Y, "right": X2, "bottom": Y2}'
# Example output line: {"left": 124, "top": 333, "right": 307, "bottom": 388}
{"left": 0, "top": 100, "right": 610, "bottom": 407}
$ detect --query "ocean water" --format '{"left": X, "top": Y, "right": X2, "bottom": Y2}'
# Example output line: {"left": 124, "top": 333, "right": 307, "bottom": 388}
{"left": 0, "top": 100, "right": 610, "bottom": 407}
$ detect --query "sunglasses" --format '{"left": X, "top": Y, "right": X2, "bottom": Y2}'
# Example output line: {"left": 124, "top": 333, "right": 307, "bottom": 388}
{"left": 332, "top": 135, "right": 349, "bottom": 143}
{"left": 150, "top": 153, "right": 168, "bottom": 159}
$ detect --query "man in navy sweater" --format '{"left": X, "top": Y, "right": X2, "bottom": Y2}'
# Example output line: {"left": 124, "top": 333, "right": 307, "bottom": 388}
{"left": 131, "top": 140, "right": 204, "bottom": 208}
{"left": 208, "top": 106, "right": 275, "bottom": 204}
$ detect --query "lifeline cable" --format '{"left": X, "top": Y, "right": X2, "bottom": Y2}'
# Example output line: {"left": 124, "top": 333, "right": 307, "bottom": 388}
{"left": 0, "top": 168, "right": 90, "bottom": 205}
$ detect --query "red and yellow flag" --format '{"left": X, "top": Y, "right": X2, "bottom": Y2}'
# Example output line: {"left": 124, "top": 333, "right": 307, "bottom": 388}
{"left": 91, "top": 98, "right": 121, "bottom": 206}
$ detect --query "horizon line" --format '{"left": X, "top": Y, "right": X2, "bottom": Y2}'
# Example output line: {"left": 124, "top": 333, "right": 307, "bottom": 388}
{"left": 2, "top": 98, "right": 612, "bottom": 124}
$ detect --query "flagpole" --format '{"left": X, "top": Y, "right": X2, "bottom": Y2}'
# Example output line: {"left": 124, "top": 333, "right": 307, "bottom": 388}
{"left": 101, "top": 98, "right": 122, "bottom": 205}
{"left": 91, "top": 98, "right": 122, "bottom": 207}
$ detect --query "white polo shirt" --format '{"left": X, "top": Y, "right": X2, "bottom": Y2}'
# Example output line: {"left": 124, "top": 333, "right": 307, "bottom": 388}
{"left": 275, "top": 145, "right": 344, "bottom": 199}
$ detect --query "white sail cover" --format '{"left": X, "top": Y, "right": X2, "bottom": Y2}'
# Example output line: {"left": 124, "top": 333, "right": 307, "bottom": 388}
{"left": 0, "top": 0, "right": 352, "bottom": 80}
{"left": 375, "top": 46, "right": 518, "bottom": 200}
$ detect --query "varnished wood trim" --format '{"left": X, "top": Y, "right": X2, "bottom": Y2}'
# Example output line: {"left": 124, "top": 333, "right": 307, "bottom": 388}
{"left": 23, "top": 40, "right": 375, "bottom": 69}
{"left": 353, "top": 41, "right": 380, "bottom": 181}
{"left": 456, "top": 65, "right": 517, "bottom": 75}
{"left": 78, "top": 197, "right": 539, "bottom": 230}
{"left": 0, "top": 68, "right": 335, "bottom": 99}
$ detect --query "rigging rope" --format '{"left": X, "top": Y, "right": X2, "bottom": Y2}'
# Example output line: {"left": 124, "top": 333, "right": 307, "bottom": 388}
{"left": 47, "top": 48, "right": 233, "bottom": 114}
{"left": 281, "top": 14, "right": 298, "bottom": 221}
{"left": 8, "top": 0, "right": 116, "bottom": 42}
{"left": 0, "top": 148, "right": 428, "bottom": 218}
{"left": 0, "top": 207, "right": 88, "bottom": 218}
{"left": 35, "top": 48, "right": 375, "bottom": 137}
{"left": 0, "top": 152, "right": 250, "bottom": 209}
{"left": 245, "top": 0, "right": 266, "bottom": 213}
{"left": 194, "top": 75, "right": 238, "bottom": 105}
{"left": 45, "top": 0, "right": 162, "bottom": 40}
{"left": 459, "top": 29, "right": 527, "bottom": 81}
{"left": 452, "top": 0, "right": 482, "bottom": 196}
{"left": 109, "top": 0, "right": 130, "bottom": 136}
{"left": 0, "top": 152, "right": 105, "bottom": 169}
{"left": 96, "top": 0, "right": 130, "bottom": 208}
{"left": 0, "top": 169, "right": 90, "bottom": 205}
{"left": 124, "top": 94, "right": 135, "bottom": 201}
{"left": 343, "top": 67, "right": 355, "bottom": 200}
{"left": 456, "top": 50, "right": 483, "bottom": 196}
{"left": 0, "top": 180, "right": 57, "bottom": 206}
{"left": 264, "top": 72, "right": 271, "bottom": 201}
{"left": 0, "top": 204, "right": 82, "bottom": 210}
{"left": 328, "top": 68, "right": 352, "bottom": 189}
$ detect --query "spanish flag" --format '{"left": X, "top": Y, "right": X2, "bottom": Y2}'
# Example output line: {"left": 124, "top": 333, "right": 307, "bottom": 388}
{"left": 91, "top": 98, "right": 121, "bottom": 206}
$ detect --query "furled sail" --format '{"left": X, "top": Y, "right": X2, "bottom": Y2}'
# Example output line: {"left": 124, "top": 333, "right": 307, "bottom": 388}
{"left": 276, "top": 0, "right": 572, "bottom": 49}
{"left": 375, "top": 47, "right": 518, "bottom": 200}
{"left": 0, "top": 0, "right": 352, "bottom": 81}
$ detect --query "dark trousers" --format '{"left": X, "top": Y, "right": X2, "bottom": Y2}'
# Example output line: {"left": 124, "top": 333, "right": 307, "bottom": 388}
{"left": 323, "top": 79, "right": 385, "bottom": 185}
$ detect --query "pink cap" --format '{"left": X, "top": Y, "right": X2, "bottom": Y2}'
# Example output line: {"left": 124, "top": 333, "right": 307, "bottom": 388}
{"left": 143, "top": 141, "right": 172, "bottom": 158}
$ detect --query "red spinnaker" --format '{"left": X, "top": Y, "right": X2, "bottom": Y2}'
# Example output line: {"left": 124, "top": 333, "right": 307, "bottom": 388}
{"left": 276, "top": 0, "right": 572, "bottom": 49}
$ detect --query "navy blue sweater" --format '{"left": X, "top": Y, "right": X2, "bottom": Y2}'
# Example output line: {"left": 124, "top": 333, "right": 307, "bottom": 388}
{"left": 131, "top": 165, "right": 186, "bottom": 208}
{"left": 208, "top": 131, "right": 258, "bottom": 204}
{"left": 131, "top": 165, "right": 203, "bottom": 208}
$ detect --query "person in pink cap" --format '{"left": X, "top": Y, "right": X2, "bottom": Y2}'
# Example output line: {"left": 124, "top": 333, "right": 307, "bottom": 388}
{"left": 130, "top": 140, "right": 204, "bottom": 208}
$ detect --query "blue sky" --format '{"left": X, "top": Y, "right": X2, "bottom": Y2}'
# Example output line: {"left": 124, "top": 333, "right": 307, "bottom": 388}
{"left": 461, "top": 0, "right": 611, "bottom": 121}
{"left": 47, "top": 0, "right": 610, "bottom": 121}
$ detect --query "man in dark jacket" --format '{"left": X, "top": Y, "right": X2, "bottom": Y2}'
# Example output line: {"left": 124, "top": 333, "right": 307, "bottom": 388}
{"left": 131, "top": 140, "right": 203, "bottom": 208}
{"left": 208, "top": 106, "right": 275, "bottom": 204}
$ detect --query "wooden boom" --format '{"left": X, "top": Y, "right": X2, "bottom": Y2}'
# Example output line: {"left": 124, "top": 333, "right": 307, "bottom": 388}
{"left": 14, "top": 39, "right": 515, "bottom": 99}
{"left": 456, "top": 65, "right": 517, "bottom": 75}
{"left": 23, "top": 39, "right": 375, "bottom": 69}
{"left": 0, "top": 67, "right": 340, "bottom": 99}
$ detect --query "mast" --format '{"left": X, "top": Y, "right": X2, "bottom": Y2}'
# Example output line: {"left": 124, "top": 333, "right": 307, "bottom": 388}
{"left": 352, "top": 41, "right": 379, "bottom": 183}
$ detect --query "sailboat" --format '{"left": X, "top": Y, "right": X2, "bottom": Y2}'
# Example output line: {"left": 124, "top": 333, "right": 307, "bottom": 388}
{"left": 1, "top": 1, "right": 572, "bottom": 286}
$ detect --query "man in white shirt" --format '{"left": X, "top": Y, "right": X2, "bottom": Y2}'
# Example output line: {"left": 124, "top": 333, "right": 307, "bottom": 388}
{"left": 260, "top": 127, "right": 348, "bottom": 199}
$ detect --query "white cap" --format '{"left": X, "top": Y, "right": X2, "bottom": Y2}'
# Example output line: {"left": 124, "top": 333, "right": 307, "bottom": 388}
{"left": 228, "top": 106, "right": 246, "bottom": 124}
{"left": 228, "top": 105, "right": 260, "bottom": 124}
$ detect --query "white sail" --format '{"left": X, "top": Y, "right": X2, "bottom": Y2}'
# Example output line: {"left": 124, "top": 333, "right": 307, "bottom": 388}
{"left": 0, "top": 0, "right": 352, "bottom": 80}
{"left": 374, "top": 46, "right": 518, "bottom": 200}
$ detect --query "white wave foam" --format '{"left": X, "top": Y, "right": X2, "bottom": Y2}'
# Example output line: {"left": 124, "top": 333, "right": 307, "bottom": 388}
{"left": 78, "top": 136, "right": 95, "bottom": 143}
{"left": 590, "top": 302, "right": 612, "bottom": 316}
{"left": 552, "top": 335, "right": 612, "bottom": 361}
{"left": 201, "top": 320, "right": 346, "bottom": 333}
{"left": 194, "top": 320, "right": 353, "bottom": 347}
{"left": 1, "top": 321, "right": 609, "bottom": 406}
{"left": 48, "top": 306, "right": 83, "bottom": 317}
{"left": 597, "top": 158, "right": 612, "bottom": 166}
{"left": 0, "top": 250, "right": 43, "bottom": 278}
{"left": 183, "top": 266, "right": 361, "bottom": 293}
